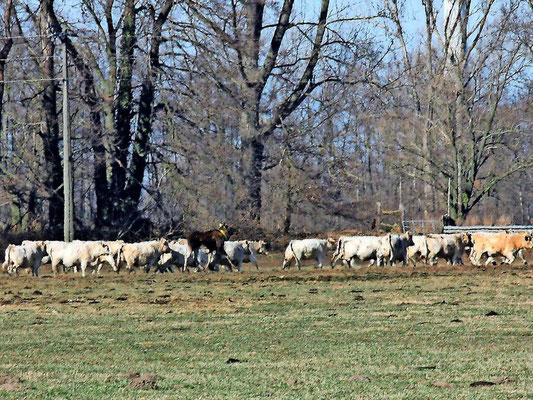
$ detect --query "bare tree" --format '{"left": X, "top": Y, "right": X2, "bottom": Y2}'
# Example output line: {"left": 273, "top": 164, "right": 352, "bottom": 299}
{"left": 382, "top": 0, "right": 532, "bottom": 220}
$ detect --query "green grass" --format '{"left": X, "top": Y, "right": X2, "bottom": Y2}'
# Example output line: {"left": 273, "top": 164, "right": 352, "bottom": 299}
{"left": 0, "top": 256, "right": 532, "bottom": 399}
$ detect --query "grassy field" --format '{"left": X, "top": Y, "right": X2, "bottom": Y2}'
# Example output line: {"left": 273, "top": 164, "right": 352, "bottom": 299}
{"left": 0, "top": 253, "right": 532, "bottom": 399}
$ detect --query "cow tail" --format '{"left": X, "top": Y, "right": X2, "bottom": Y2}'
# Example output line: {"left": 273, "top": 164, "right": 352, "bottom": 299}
{"left": 116, "top": 245, "right": 122, "bottom": 268}
{"left": 3, "top": 245, "right": 12, "bottom": 271}
{"left": 338, "top": 238, "right": 345, "bottom": 260}
{"left": 289, "top": 241, "right": 300, "bottom": 264}
{"left": 387, "top": 233, "right": 393, "bottom": 264}
{"left": 423, "top": 236, "right": 429, "bottom": 265}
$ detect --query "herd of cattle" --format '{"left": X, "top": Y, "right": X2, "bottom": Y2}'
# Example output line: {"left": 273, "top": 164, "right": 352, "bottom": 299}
{"left": 1, "top": 230, "right": 531, "bottom": 277}
{"left": 1, "top": 238, "right": 268, "bottom": 277}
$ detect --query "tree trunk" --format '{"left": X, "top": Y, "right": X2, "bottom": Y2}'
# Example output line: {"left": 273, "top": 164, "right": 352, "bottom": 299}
{"left": 124, "top": 0, "right": 173, "bottom": 213}
{"left": 241, "top": 105, "right": 263, "bottom": 222}
{"left": 111, "top": 0, "right": 136, "bottom": 224}
{"left": 39, "top": 0, "right": 63, "bottom": 233}
{"left": 283, "top": 161, "right": 293, "bottom": 234}
{"left": 0, "top": 0, "right": 13, "bottom": 154}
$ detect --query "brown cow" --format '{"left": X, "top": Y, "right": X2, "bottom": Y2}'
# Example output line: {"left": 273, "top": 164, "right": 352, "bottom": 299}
{"left": 185, "top": 223, "right": 235, "bottom": 271}
{"left": 470, "top": 232, "right": 532, "bottom": 266}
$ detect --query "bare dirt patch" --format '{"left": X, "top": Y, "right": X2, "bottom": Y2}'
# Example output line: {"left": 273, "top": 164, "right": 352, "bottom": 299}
{"left": 0, "top": 374, "right": 22, "bottom": 391}
{"left": 125, "top": 373, "right": 160, "bottom": 389}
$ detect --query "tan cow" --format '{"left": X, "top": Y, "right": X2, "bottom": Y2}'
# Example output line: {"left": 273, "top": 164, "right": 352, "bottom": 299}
{"left": 470, "top": 232, "right": 532, "bottom": 266}
{"left": 117, "top": 239, "right": 171, "bottom": 273}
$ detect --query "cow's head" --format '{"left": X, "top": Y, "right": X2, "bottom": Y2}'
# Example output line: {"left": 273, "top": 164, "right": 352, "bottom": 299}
{"left": 99, "top": 242, "right": 118, "bottom": 271}
{"left": 326, "top": 237, "right": 336, "bottom": 250}
{"left": 461, "top": 233, "right": 473, "bottom": 247}
{"left": 159, "top": 238, "right": 171, "bottom": 253}
{"left": 219, "top": 223, "right": 237, "bottom": 239}
{"left": 400, "top": 232, "right": 414, "bottom": 247}
{"left": 255, "top": 240, "right": 269, "bottom": 255}
{"left": 34, "top": 241, "right": 47, "bottom": 251}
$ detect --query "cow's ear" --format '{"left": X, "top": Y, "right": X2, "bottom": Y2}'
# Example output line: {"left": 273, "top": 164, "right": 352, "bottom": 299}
{"left": 526, "top": 235, "right": 532, "bottom": 242}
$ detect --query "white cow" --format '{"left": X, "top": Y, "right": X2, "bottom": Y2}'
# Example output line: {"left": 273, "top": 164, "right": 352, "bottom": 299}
{"left": 45, "top": 241, "right": 115, "bottom": 277}
{"left": 159, "top": 239, "right": 209, "bottom": 272}
{"left": 425, "top": 233, "right": 471, "bottom": 265}
{"left": 407, "top": 233, "right": 470, "bottom": 266}
{"left": 67, "top": 240, "right": 124, "bottom": 274}
{"left": 2, "top": 241, "right": 48, "bottom": 276}
{"left": 282, "top": 238, "right": 336, "bottom": 270}
{"left": 238, "top": 240, "right": 268, "bottom": 270}
{"left": 215, "top": 240, "right": 267, "bottom": 271}
{"left": 380, "top": 232, "right": 414, "bottom": 266}
{"left": 332, "top": 235, "right": 391, "bottom": 268}
{"left": 117, "top": 239, "right": 171, "bottom": 273}
{"left": 407, "top": 235, "right": 429, "bottom": 266}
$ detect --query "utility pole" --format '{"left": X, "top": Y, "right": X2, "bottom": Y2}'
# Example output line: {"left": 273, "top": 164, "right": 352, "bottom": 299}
{"left": 62, "top": 38, "right": 73, "bottom": 241}
{"left": 447, "top": 177, "right": 451, "bottom": 216}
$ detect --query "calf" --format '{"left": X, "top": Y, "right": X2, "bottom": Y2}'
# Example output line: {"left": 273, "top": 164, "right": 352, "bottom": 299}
{"left": 185, "top": 223, "right": 235, "bottom": 271}
{"left": 159, "top": 240, "right": 209, "bottom": 272}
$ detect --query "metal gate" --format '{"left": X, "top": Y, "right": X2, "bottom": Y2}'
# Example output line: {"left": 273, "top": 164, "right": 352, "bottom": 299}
{"left": 401, "top": 219, "right": 442, "bottom": 234}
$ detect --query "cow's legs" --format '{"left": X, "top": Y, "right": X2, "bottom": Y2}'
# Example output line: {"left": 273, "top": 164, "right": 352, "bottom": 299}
{"left": 51, "top": 260, "right": 60, "bottom": 274}
{"left": 501, "top": 251, "right": 516, "bottom": 265}
{"left": 484, "top": 256, "right": 497, "bottom": 266}
{"left": 401, "top": 251, "right": 408, "bottom": 267}
{"left": 517, "top": 249, "right": 527, "bottom": 265}
{"left": 221, "top": 253, "right": 236, "bottom": 272}
{"left": 32, "top": 261, "right": 40, "bottom": 277}
{"left": 184, "top": 248, "right": 194, "bottom": 272}
{"left": 470, "top": 249, "right": 485, "bottom": 266}
{"left": 80, "top": 262, "right": 88, "bottom": 278}
{"left": 251, "top": 256, "right": 260, "bottom": 270}
{"left": 317, "top": 253, "right": 324, "bottom": 269}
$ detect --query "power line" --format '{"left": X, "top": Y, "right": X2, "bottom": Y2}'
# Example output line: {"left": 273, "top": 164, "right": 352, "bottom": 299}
{"left": 0, "top": 34, "right": 56, "bottom": 40}
{"left": 0, "top": 56, "right": 60, "bottom": 62}
{"left": 0, "top": 77, "right": 64, "bottom": 84}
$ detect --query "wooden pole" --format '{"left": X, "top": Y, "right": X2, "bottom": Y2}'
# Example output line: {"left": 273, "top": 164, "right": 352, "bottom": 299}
{"left": 447, "top": 177, "right": 451, "bottom": 216}
{"left": 62, "top": 39, "right": 74, "bottom": 242}
{"left": 376, "top": 202, "right": 381, "bottom": 231}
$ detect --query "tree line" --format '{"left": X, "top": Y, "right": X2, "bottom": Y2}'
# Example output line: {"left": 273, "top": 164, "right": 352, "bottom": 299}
{"left": 0, "top": 0, "right": 531, "bottom": 240}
